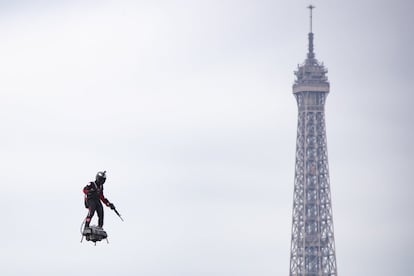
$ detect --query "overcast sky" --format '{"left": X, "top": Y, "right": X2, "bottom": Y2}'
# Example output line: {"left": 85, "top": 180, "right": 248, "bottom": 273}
{"left": 0, "top": 0, "right": 413, "bottom": 275}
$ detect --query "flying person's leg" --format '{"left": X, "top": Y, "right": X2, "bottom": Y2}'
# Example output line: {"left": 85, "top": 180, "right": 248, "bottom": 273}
{"left": 85, "top": 200, "right": 97, "bottom": 229}
{"left": 97, "top": 202, "right": 104, "bottom": 228}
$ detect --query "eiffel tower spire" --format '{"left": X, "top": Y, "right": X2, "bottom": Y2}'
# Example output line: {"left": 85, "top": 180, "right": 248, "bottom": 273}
{"left": 307, "top": 5, "right": 315, "bottom": 60}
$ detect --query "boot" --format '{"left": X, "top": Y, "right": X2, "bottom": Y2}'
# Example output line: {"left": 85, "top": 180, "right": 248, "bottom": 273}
{"left": 83, "top": 224, "right": 92, "bottom": 235}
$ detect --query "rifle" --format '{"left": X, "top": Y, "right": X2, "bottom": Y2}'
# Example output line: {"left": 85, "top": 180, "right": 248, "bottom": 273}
{"left": 114, "top": 208, "right": 124, "bottom": 221}
{"left": 112, "top": 206, "right": 124, "bottom": 222}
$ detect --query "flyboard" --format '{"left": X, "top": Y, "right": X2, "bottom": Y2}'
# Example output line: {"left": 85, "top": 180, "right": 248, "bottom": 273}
{"left": 80, "top": 208, "right": 124, "bottom": 245}
{"left": 82, "top": 225, "right": 108, "bottom": 244}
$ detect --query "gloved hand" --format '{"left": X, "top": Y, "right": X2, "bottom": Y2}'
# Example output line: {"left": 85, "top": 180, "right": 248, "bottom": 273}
{"left": 109, "top": 203, "right": 115, "bottom": 210}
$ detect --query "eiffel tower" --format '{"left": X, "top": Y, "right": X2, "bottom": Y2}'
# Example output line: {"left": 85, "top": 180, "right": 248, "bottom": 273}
{"left": 289, "top": 6, "right": 338, "bottom": 275}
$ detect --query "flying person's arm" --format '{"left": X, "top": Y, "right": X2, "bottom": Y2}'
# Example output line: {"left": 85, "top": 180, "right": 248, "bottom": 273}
{"left": 100, "top": 189, "right": 115, "bottom": 209}
{"left": 83, "top": 184, "right": 91, "bottom": 195}
{"left": 83, "top": 183, "right": 96, "bottom": 195}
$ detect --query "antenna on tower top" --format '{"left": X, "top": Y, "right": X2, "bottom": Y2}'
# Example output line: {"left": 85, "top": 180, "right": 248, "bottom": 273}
{"left": 306, "top": 5, "right": 315, "bottom": 60}
{"left": 308, "top": 5, "right": 315, "bottom": 33}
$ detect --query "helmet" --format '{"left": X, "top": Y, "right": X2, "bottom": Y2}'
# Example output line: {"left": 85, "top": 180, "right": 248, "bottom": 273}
{"left": 95, "top": 171, "right": 107, "bottom": 185}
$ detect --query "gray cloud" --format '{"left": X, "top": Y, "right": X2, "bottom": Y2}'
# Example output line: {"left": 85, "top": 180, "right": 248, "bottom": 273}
{"left": 0, "top": 1, "right": 413, "bottom": 275}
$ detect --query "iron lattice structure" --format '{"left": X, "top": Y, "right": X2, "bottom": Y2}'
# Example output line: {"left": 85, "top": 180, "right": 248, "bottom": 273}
{"left": 289, "top": 7, "right": 338, "bottom": 276}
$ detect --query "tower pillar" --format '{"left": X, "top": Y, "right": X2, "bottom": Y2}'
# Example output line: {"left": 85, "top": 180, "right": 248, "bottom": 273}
{"left": 289, "top": 6, "right": 338, "bottom": 276}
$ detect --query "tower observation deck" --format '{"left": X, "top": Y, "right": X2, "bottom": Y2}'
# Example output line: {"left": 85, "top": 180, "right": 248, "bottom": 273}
{"left": 289, "top": 6, "right": 338, "bottom": 275}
